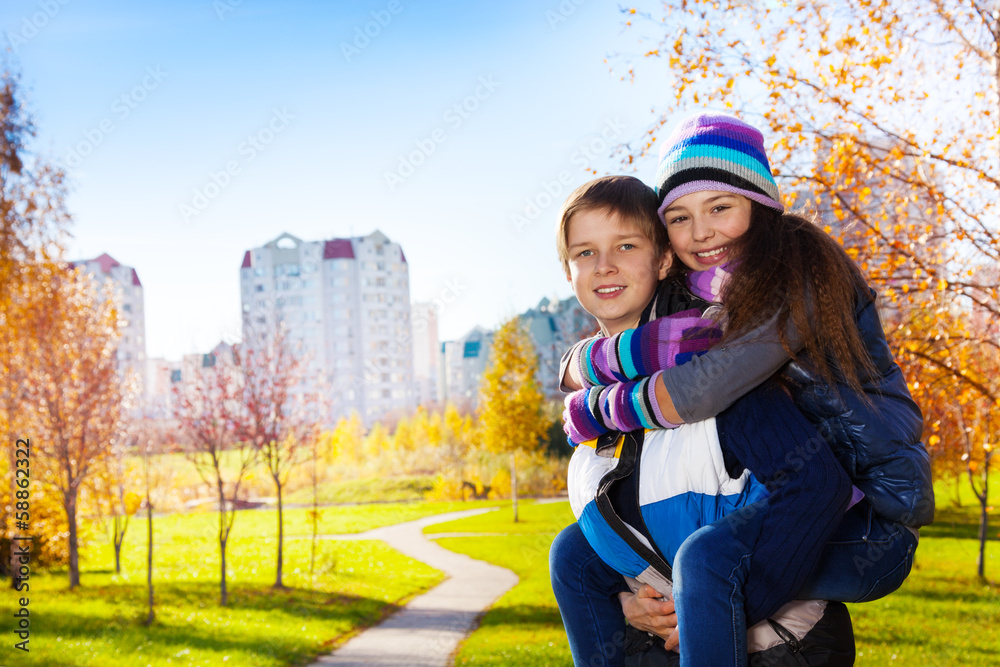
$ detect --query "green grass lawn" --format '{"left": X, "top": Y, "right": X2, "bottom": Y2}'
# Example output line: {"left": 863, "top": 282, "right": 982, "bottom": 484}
{"left": 434, "top": 497, "right": 1000, "bottom": 666}
{"left": 4, "top": 500, "right": 499, "bottom": 667}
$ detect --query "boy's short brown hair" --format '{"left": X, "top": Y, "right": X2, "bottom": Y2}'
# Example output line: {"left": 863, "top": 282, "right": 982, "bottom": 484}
{"left": 556, "top": 175, "right": 668, "bottom": 274}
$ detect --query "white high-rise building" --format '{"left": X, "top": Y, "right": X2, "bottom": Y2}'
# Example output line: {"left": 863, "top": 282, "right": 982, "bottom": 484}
{"left": 239, "top": 230, "right": 416, "bottom": 426}
{"left": 410, "top": 302, "right": 439, "bottom": 406}
{"left": 69, "top": 253, "right": 147, "bottom": 395}
{"left": 437, "top": 326, "right": 494, "bottom": 410}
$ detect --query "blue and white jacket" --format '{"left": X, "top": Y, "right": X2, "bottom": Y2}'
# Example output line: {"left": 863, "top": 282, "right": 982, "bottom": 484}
{"left": 568, "top": 420, "right": 768, "bottom": 593}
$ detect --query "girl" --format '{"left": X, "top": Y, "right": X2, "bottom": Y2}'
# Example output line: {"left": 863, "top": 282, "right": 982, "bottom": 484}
{"left": 561, "top": 113, "right": 933, "bottom": 666}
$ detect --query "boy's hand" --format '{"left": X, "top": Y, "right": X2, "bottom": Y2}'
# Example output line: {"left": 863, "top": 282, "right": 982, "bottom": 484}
{"left": 573, "top": 309, "right": 721, "bottom": 388}
{"left": 620, "top": 585, "right": 679, "bottom": 648}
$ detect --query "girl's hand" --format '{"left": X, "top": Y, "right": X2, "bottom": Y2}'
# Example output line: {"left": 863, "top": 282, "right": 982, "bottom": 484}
{"left": 620, "top": 585, "right": 679, "bottom": 649}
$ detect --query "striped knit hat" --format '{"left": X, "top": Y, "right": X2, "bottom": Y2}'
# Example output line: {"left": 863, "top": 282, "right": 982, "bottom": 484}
{"left": 653, "top": 113, "right": 784, "bottom": 221}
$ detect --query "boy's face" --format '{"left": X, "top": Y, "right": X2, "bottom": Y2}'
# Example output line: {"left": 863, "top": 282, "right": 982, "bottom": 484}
{"left": 565, "top": 208, "right": 670, "bottom": 336}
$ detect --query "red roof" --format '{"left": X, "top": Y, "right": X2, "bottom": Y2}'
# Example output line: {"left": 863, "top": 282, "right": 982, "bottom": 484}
{"left": 131, "top": 268, "right": 141, "bottom": 287}
{"left": 94, "top": 252, "right": 121, "bottom": 274}
{"left": 324, "top": 239, "right": 355, "bottom": 260}
{"left": 241, "top": 251, "right": 252, "bottom": 269}
{"left": 400, "top": 248, "right": 407, "bottom": 263}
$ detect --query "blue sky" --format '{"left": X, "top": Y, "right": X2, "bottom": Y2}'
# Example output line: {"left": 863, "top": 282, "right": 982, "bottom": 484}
{"left": 3, "top": 0, "right": 677, "bottom": 359}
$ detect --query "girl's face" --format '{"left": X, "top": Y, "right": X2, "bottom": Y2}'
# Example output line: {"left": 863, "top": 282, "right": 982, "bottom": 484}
{"left": 661, "top": 190, "right": 751, "bottom": 271}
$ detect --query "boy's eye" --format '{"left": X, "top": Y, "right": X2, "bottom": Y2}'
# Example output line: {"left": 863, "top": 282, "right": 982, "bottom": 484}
{"left": 620, "top": 243, "right": 635, "bottom": 251}
{"left": 577, "top": 249, "right": 594, "bottom": 258}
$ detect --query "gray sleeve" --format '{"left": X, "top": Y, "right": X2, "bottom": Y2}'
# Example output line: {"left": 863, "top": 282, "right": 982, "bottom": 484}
{"left": 662, "top": 312, "right": 806, "bottom": 422}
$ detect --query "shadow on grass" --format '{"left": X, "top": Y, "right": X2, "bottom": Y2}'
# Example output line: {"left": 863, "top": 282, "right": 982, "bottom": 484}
{"left": 477, "top": 604, "right": 563, "bottom": 627}
{"left": 895, "top": 586, "right": 999, "bottom": 604}
{"left": 46, "top": 580, "right": 393, "bottom": 619}
{"left": 38, "top": 582, "right": 397, "bottom": 628}
{"left": 31, "top": 582, "right": 402, "bottom": 664}
{"left": 921, "top": 506, "right": 997, "bottom": 541}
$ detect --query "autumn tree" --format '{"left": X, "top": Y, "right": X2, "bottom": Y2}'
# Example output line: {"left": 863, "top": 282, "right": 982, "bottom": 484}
{"left": 441, "top": 402, "right": 473, "bottom": 479}
{"left": 91, "top": 415, "right": 145, "bottom": 575}
{"left": 477, "top": 317, "right": 549, "bottom": 522}
{"left": 232, "top": 325, "right": 310, "bottom": 590}
{"left": 327, "top": 411, "right": 365, "bottom": 465}
{"left": 130, "top": 415, "right": 172, "bottom": 625}
{"left": 364, "top": 422, "right": 391, "bottom": 460}
{"left": 20, "top": 266, "right": 126, "bottom": 589}
{"left": 172, "top": 345, "right": 255, "bottom": 606}
{"left": 620, "top": 0, "right": 999, "bottom": 573}
{"left": 0, "top": 65, "right": 71, "bottom": 583}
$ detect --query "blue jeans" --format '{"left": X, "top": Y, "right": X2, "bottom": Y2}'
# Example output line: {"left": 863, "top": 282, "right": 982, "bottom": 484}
{"left": 672, "top": 500, "right": 918, "bottom": 667}
{"left": 550, "top": 522, "right": 630, "bottom": 667}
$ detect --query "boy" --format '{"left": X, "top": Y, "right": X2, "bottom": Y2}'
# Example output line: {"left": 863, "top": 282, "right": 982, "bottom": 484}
{"left": 549, "top": 175, "right": 854, "bottom": 666}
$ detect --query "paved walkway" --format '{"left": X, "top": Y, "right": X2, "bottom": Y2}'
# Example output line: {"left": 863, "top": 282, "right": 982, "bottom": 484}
{"left": 308, "top": 508, "right": 520, "bottom": 667}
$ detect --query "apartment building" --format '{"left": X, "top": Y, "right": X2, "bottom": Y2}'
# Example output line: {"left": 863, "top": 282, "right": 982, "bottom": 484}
{"left": 239, "top": 230, "right": 415, "bottom": 425}
{"left": 69, "top": 252, "right": 147, "bottom": 394}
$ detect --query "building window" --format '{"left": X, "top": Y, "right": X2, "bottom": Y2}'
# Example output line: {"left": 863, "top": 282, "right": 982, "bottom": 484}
{"left": 255, "top": 284, "right": 265, "bottom": 292}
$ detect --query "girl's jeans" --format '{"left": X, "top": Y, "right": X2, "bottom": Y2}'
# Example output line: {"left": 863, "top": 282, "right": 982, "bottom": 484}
{"left": 550, "top": 502, "right": 917, "bottom": 667}
{"left": 673, "top": 499, "right": 917, "bottom": 666}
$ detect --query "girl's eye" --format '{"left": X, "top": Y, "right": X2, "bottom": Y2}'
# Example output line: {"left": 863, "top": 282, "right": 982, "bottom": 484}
{"left": 668, "top": 216, "right": 686, "bottom": 225}
{"left": 712, "top": 205, "right": 730, "bottom": 213}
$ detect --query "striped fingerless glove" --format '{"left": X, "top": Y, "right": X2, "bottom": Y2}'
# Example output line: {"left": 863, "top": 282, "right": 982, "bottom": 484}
{"left": 563, "top": 371, "right": 679, "bottom": 444}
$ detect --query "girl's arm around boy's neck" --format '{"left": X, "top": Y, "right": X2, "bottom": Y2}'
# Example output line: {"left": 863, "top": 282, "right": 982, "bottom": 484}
{"left": 654, "top": 374, "right": 684, "bottom": 424}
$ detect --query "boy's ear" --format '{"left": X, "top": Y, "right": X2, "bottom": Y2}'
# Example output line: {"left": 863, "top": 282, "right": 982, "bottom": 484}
{"left": 657, "top": 250, "right": 673, "bottom": 280}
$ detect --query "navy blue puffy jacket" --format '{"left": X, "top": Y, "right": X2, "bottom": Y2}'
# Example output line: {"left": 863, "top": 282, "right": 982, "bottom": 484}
{"left": 782, "top": 289, "right": 934, "bottom": 527}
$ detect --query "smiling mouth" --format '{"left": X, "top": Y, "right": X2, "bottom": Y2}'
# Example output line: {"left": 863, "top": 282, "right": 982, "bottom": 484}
{"left": 696, "top": 247, "right": 727, "bottom": 258}
{"left": 596, "top": 286, "right": 625, "bottom": 294}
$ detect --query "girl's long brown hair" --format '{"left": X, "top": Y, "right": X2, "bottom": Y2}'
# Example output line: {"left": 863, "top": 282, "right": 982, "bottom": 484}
{"left": 671, "top": 201, "right": 878, "bottom": 393}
